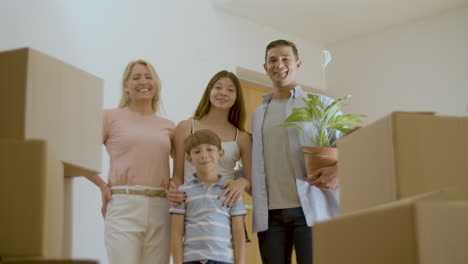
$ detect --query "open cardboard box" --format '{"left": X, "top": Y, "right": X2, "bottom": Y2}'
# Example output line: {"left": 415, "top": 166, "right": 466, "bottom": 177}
{"left": 0, "top": 47, "right": 103, "bottom": 177}
{"left": 338, "top": 112, "right": 468, "bottom": 214}
{"left": 313, "top": 192, "right": 468, "bottom": 264}
{"left": 0, "top": 140, "right": 64, "bottom": 258}
{"left": 0, "top": 260, "right": 97, "bottom": 264}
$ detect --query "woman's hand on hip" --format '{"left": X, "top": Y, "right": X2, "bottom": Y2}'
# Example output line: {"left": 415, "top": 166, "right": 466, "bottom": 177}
{"left": 100, "top": 185, "right": 112, "bottom": 219}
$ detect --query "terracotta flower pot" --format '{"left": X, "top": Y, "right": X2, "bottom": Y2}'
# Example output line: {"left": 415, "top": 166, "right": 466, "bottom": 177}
{"left": 302, "top": 146, "right": 338, "bottom": 175}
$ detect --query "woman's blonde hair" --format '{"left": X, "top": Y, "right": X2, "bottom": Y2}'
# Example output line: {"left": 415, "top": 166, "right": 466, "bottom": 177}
{"left": 193, "top": 70, "right": 246, "bottom": 131}
{"left": 118, "top": 59, "right": 161, "bottom": 112}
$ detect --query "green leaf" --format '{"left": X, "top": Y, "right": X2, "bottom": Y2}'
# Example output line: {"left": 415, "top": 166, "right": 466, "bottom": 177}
{"left": 277, "top": 94, "right": 367, "bottom": 147}
{"left": 276, "top": 122, "right": 305, "bottom": 134}
{"left": 323, "top": 94, "right": 349, "bottom": 114}
{"left": 284, "top": 108, "right": 312, "bottom": 122}
{"left": 335, "top": 127, "right": 352, "bottom": 133}
{"left": 304, "top": 94, "right": 324, "bottom": 109}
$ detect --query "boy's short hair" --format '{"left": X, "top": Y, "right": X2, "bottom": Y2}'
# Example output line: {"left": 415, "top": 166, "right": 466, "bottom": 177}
{"left": 185, "top": 129, "right": 222, "bottom": 155}
{"left": 265, "top": 39, "right": 299, "bottom": 62}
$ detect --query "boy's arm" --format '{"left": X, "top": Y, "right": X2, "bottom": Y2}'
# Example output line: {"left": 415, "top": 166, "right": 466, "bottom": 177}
{"left": 171, "top": 214, "right": 185, "bottom": 264}
{"left": 231, "top": 215, "right": 246, "bottom": 264}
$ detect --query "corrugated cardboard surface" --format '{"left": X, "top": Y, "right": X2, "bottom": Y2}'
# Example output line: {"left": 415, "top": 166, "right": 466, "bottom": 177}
{"left": 416, "top": 201, "right": 468, "bottom": 264}
{"left": 338, "top": 112, "right": 398, "bottom": 213}
{"left": 314, "top": 199, "right": 468, "bottom": 264}
{"left": 0, "top": 48, "right": 28, "bottom": 138}
{"left": 0, "top": 48, "right": 103, "bottom": 176}
{"left": 0, "top": 140, "right": 64, "bottom": 258}
{"left": 0, "top": 260, "right": 97, "bottom": 264}
{"left": 62, "top": 179, "right": 73, "bottom": 258}
{"left": 338, "top": 112, "right": 468, "bottom": 214}
{"left": 394, "top": 114, "right": 468, "bottom": 200}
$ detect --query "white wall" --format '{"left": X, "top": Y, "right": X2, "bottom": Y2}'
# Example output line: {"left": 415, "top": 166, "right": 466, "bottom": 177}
{"left": 0, "top": 1, "right": 324, "bottom": 263}
{"left": 327, "top": 6, "right": 468, "bottom": 124}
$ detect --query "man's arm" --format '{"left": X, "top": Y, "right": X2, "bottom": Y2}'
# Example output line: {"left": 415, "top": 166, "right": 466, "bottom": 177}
{"left": 170, "top": 214, "right": 185, "bottom": 264}
{"left": 231, "top": 216, "right": 246, "bottom": 264}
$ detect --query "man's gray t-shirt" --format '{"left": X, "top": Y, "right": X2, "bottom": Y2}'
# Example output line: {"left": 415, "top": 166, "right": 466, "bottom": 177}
{"left": 262, "top": 99, "right": 301, "bottom": 210}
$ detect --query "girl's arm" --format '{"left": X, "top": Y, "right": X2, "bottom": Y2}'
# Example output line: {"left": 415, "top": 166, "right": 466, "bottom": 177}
{"left": 220, "top": 131, "right": 252, "bottom": 206}
{"left": 232, "top": 215, "right": 246, "bottom": 264}
{"left": 237, "top": 131, "right": 252, "bottom": 194}
{"left": 168, "top": 120, "right": 191, "bottom": 205}
{"left": 170, "top": 214, "right": 185, "bottom": 264}
{"left": 172, "top": 120, "right": 191, "bottom": 186}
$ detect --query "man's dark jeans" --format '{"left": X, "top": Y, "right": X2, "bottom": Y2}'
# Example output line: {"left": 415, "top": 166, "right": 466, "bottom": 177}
{"left": 257, "top": 207, "right": 312, "bottom": 264}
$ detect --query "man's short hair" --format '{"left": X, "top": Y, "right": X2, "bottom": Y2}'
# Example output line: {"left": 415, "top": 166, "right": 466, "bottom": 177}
{"left": 265, "top": 39, "right": 299, "bottom": 62}
{"left": 185, "top": 129, "right": 222, "bottom": 155}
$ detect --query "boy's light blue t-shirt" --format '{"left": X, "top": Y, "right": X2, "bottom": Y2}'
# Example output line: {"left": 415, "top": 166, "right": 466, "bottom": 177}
{"left": 170, "top": 174, "right": 247, "bottom": 264}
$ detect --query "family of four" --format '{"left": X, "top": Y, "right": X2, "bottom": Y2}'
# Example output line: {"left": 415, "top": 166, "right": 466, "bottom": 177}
{"left": 86, "top": 39, "right": 341, "bottom": 264}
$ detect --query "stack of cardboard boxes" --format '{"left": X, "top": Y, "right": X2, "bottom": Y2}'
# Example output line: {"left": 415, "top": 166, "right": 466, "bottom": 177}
{"left": 0, "top": 48, "right": 103, "bottom": 263}
{"left": 314, "top": 112, "right": 468, "bottom": 264}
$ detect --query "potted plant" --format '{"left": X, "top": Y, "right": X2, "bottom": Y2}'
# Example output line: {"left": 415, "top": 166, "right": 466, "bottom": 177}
{"left": 278, "top": 93, "right": 366, "bottom": 174}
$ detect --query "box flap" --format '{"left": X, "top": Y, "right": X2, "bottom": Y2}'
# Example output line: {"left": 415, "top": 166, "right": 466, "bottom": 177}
{"left": 338, "top": 113, "right": 398, "bottom": 214}
{"left": 394, "top": 114, "right": 468, "bottom": 201}
{"left": 391, "top": 111, "right": 435, "bottom": 116}
{"left": 415, "top": 201, "right": 468, "bottom": 264}
{"left": 315, "top": 199, "right": 418, "bottom": 264}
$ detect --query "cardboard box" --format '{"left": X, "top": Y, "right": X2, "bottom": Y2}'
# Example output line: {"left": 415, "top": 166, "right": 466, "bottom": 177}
{"left": 0, "top": 140, "right": 64, "bottom": 258}
{"left": 338, "top": 112, "right": 468, "bottom": 214}
{"left": 0, "top": 47, "right": 103, "bottom": 177}
{"left": 314, "top": 199, "right": 468, "bottom": 264}
{"left": 0, "top": 260, "right": 97, "bottom": 264}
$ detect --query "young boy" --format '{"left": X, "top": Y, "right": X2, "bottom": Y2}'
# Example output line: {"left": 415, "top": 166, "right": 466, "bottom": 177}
{"left": 170, "top": 129, "right": 246, "bottom": 264}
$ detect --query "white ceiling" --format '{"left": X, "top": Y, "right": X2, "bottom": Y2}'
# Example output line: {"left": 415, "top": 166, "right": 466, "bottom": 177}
{"left": 212, "top": 0, "right": 468, "bottom": 45}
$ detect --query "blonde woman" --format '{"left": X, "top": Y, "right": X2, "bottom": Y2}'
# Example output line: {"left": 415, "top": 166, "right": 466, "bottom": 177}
{"left": 86, "top": 60, "right": 175, "bottom": 264}
{"left": 169, "top": 70, "right": 252, "bottom": 207}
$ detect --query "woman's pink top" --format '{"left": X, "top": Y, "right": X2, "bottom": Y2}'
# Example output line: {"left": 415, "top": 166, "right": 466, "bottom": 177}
{"left": 103, "top": 107, "right": 175, "bottom": 188}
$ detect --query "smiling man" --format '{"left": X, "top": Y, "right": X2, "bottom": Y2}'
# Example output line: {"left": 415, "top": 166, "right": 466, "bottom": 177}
{"left": 251, "top": 40, "right": 342, "bottom": 264}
